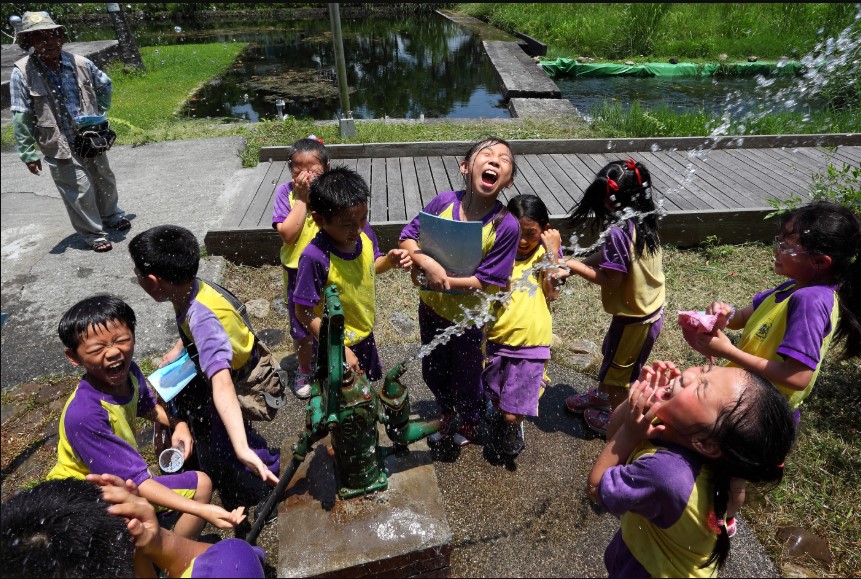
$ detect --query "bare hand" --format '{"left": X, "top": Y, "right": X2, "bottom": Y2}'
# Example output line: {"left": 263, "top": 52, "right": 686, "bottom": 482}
{"left": 705, "top": 300, "right": 734, "bottom": 330}
{"left": 26, "top": 160, "right": 42, "bottom": 175}
{"left": 236, "top": 448, "right": 280, "bottom": 486}
{"left": 541, "top": 228, "right": 562, "bottom": 255}
{"left": 171, "top": 421, "right": 194, "bottom": 460}
{"left": 387, "top": 248, "right": 412, "bottom": 270}
{"left": 203, "top": 504, "right": 247, "bottom": 529}
{"left": 690, "top": 329, "right": 733, "bottom": 359}
{"left": 421, "top": 259, "right": 450, "bottom": 291}
{"left": 344, "top": 346, "right": 361, "bottom": 375}
{"left": 86, "top": 474, "right": 161, "bottom": 553}
{"left": 293, "top": 170, "right": 317, "bottom": 202}
{"left": 618, "top": 379, "right": 665, "bottom": 440}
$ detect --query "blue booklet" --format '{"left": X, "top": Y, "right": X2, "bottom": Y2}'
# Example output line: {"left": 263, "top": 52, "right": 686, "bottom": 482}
{"left": 419, "top": 211, "right": 483, "bottom": 277}
{"left": 147, "top": 350, "right": 197, "bottom": 402}
{"left": 74, "top": 114, "right": 107, "bottom": 126}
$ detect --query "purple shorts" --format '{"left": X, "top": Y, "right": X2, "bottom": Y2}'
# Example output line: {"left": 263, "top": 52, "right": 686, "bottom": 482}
{"left": 481, "top": 348, "right": 546, "bottom": 417}
{"left": 598, "top": 309, "right": 664, "bottom": 388}
{"left": 350, "top": 332, "right": 383, "bottom": 382}
{"left": 284, "top": 267, "right": 308, "bottom": 341}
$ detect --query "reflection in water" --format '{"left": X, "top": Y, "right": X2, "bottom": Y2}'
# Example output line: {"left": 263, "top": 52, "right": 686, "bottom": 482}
{"left": 68, "top": 16, "right": 507, "bottom": 121}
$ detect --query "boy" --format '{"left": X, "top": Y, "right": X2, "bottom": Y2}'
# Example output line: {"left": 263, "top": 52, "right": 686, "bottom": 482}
{"left": 128, "top": 225, "right": 280, "bottom": 511}
{"left": 47, "top": 295, "right": 245, "bottom": 539}
{"left": 293, "top": 167, "right": 411, "bottom": 379}
{"left": 2, "top": 476, "right": 264, "bottom": 578}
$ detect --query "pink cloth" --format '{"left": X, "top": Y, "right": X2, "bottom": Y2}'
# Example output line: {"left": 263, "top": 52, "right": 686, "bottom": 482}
{"left": 677, "top": 311, "right": 719, "bottom": 333}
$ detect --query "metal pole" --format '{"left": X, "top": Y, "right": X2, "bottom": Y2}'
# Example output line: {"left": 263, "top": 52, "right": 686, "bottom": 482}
{"left": 328, "top": 3, "right": 355, "bottom": 137}
{"left": 106, "top": 3, "right": 145, "bottom": 70}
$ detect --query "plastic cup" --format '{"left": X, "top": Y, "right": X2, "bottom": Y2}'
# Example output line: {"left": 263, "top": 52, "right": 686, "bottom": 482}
{"left": 158, "top": 441, "right": 185, "bottom": 473}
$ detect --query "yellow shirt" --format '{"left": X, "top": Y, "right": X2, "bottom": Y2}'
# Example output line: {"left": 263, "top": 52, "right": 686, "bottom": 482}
{"left": 487, "top": 245, "right": 553, "bottom": 347}
{"left": 600, "top": 222, "right": 665, "bottom": 318}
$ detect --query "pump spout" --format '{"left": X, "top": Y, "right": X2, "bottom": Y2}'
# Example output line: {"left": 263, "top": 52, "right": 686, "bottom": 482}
{"left": 386, "top": 418, "right": 443, "bottom": 445}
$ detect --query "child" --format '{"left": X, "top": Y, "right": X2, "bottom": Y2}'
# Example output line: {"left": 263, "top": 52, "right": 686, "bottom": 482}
{"left": 293, "top": 167, "right": 411, "bottom": 380}
{"left": 46, "top": 295, "right": 245, "bottom": 539}
{"left": 558, "top": 158, "right": 665, "bottom": 436}
{"left": 128, "top": 225, "right": 280, "bottom": 512}
{"left": 686, "top": 201, "right": 861, "bottom": 525}
{"left": 688, "top": 200, "right": 861, "bottom": 416}
{"left": 272, "top": 136, "right": 330, "bottom": 398}
{"left": 588, "top": 361, "right": 795, "bottom": 577}
{"left": 2, "top": 476, "right": 265, "bottom": 578}
{"left": 399, "top": 137, "right": 521, "bottom": 446}
{"left": 482, "top": 195, "right": 562, "bottom": 457}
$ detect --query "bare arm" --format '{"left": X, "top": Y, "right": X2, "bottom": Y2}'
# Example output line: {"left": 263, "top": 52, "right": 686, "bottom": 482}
{"left": 136, "top": 478, "right": 243, "bottom": 529}
{"left": 562, "top": 256, "right": 624, "bottom": 289}
{"left": 210, "top": 369, "right": 279, "bottom": 484}
{"left": 145, "top": 404, "right": 194, "bottom": 459}
{"left": 540, "top": 229, "right": 562, "bottom": 302}
{"left": 375, "top": 248, "right": 412, "bottom": 274}
{"left": 399, "top": 239, "right": 450, "bottom": 290}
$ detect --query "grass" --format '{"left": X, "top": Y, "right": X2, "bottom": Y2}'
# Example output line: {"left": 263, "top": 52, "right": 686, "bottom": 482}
{"left": 456, "top": 3, "right": 859, "bottom": 61}
{"left": 1, "top": 242, "right": 858, "bottom": 574}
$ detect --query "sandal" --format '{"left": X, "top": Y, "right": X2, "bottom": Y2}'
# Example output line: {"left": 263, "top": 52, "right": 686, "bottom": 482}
{"left": 92, "top": 240, "right": 113, "bottom": 253}
{"left": 112, "top": 217, "right": 132, "bottom": 232}
{"left": 584, "top": 407, "right": 611, "bottom": 436}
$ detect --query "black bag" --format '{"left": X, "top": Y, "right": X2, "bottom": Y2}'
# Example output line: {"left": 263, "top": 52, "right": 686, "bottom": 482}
{"left": 73, "top": 121, "right": 116, "bottom": 158}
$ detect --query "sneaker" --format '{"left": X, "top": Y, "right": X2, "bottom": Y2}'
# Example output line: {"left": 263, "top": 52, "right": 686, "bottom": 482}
{"left": 500, "top": 421, "right": 525, "bottom": 456}
{"left": 293, "top": 372, "right": 312, "bottom": 399}
{"left": 565, "top": 388, "right": 611, "bottom": 414}
{"left": 427, "top": 411, "right": 457, "bottom": 444}
{"left": 452, "top": 421, "right": 478, "bottom": 447}
{"left": 584, "top": 407, "right": 611, "bottom": 436}
{"left": 726, "top": 517, "right": 737, "bottom": 538}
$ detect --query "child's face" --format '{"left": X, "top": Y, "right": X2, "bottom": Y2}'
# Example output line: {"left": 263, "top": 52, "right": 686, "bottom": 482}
{"left": 772, "top": 223, "right": 817, "bottom": 280}
{"left": 65, "top": 320, "right": 135, "bottom": 391}
{"left": 517, "top": 217, "right": 545, "bottom": 256}
{"left": 290, "top": 151, "right": 327, "bottom": 182}
{"left": 317, "top": 203, "right": 368, "bottom": 250}
{"left": 460, "top": 142, "right": 514, "bottom": 199}
{"left": 653, "top": 364, "right": 744, "bottom": 434}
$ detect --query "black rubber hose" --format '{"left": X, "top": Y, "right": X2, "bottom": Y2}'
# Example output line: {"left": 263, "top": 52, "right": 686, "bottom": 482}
{"left": 246, "top": 456, "right": 304, "bottom": 545}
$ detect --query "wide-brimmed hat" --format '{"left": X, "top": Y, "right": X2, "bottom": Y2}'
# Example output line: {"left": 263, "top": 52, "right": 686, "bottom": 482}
{"left": 17, "top": 11, "right": 67, "bottom": 50}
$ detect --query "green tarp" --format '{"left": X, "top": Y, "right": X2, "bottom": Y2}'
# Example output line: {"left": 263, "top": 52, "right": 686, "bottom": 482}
{"left": 540, "top": 59, "right": 805, "bottom": 78}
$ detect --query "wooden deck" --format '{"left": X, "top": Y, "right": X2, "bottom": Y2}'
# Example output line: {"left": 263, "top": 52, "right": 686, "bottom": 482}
{"left": 205, "top": 134, "right": 861, "bottom": 266}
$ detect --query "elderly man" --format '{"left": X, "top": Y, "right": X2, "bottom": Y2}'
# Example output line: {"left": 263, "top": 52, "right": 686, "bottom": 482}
{"left": 10, "top": 11, "right": 129, "bottom": 253}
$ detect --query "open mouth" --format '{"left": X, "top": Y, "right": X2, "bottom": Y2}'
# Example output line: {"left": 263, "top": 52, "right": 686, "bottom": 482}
{"left": 105, "top": 361, "right": 126, "bottom": 382}
{"left": 656, "top": 377, "right": 678, "bottom": 401}
{"left": 480, "top": 169, "right": 499, "bottom": 188}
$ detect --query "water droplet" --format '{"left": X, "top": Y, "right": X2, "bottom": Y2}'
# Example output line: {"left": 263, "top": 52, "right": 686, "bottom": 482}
{"left": 174, "top": 26, "right": 182, "bottom": 33}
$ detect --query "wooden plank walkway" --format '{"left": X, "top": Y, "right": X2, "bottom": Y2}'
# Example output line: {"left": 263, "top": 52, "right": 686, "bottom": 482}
{"left": 205, "top": 134, "right": 861, "bottom": 266}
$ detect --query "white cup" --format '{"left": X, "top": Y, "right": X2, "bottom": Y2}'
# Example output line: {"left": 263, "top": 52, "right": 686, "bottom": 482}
{"left": 158, "top": 441, "right": 185, "bottom": 473}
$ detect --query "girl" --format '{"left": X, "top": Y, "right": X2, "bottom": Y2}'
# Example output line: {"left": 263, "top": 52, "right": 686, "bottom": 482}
{"left": 272, "top": 136, "right": 330, "bottom": 399}
{"left": 399, "top": 137, "right": 520, "bottom": 447}
{"left": 588, "top": 361, "right": 795, "bottom": 578}
{"left": 558, "top": 159, "right": 665, "bottom": 435}
{"left": 689, "top": 200, "right": 861, "bottom": 415}
{"left": 483, "top": 195, "right": 562, "bottom": 457}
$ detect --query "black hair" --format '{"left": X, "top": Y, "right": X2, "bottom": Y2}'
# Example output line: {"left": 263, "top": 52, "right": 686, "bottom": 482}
{"left": 309, "top": 166, "right": 370, "bottom": 221}
{"left": 128, "top": 225, "right": 200, "bottom": 285}
{"left": 1, "top": 479, "right": 134, "bottom": 577}
{"left": 289, "top": 137, "right": 329, "bottom": 168}
{"left": 703, "top": 371, "right": 796, "bottom": 569}
{"left": 778, "top": 200, "right": 861, "bottom": 359}
{"left": 507, "top": 194, "right": 550, "bottom": 229}
{"left": 462, "top": 136, "right": 518, "bottom": 182}
{"left": 58, "top": 295, "right": 137, "bottom": 350}
{"left": 568, "top": 159, "right": 661, "bottom": 258}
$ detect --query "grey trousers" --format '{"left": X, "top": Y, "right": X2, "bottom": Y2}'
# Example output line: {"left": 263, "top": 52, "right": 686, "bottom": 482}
{"left": 43, "top": 153, "right": 125, "bottom": 246}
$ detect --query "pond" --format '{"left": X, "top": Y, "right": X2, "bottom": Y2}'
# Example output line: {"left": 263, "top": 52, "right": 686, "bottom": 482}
{"left": 69, "top": 15, "right": 509, "bottom": 122}
{"left": 557, "top": 74, "right": 822, "bottom": 119}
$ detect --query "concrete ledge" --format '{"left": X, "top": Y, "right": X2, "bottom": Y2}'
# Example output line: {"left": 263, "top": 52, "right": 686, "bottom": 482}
{"left": 278, "top": 435, "right": 451, "bottom": 578}
{"left": 482, "top": 41, "right": 561, "bottom": 100}
{"left": 258, "top": 134, "right": 861, "bottom": 161}
{"left": 205, "top": 207, "right": 777, "bottom": 267}
{"left": 508, "top": 98, "right": 580, "bottom": 119}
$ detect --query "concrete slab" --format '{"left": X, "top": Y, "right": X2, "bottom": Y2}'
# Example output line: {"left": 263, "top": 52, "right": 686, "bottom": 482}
{"left": 278, "top": 432, "right": 451, "bottom": 578}
{"left": 483, "top": 41, "right": 561, "bottom": 100}
{"left": 508, "top": 97, "right": 581, "bottom": 119}
{"left": 2, "top": 41, "right": 120, "bottom": 109}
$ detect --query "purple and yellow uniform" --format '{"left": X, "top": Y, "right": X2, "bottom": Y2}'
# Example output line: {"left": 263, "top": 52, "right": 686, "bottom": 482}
{"left": 482, "top": 244, "right": 561, "bottom": 417}
{"left": 597, "top": 220, "right": 665, "bottom": 388}
{"left": 47, "top": 362, "right": 197, "bottom": 507}
{"left": 600, "top": 441, "right": 718, "bottom": 578}
{"left": 728, "top": 279, "right": 838, "bottom": 411}
{"left": 177, "top": 280, "right": 280, "bottom": 481}
{"left": 272, "top": 181, "right": 321, "bottom": 340}
{"left": 400, "top": 190, "right": 520, "bottom": 423}
{"left": 180, "top": 538, "right": 266, "bottom": 578}
{"left": 293, "top": 224, "right": 384, "bottom": 380}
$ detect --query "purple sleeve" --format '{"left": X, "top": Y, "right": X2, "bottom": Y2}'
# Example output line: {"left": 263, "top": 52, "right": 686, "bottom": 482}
{"left": 399, "top": 191, "right": 457, "bottom": 242}
{"left": 752, "top": 279, "right": 793, "bottom": 310}
{"left": 188, "top": 538, "right": 266, "bottom": 578}
{"left": 271, "top": 182, "right": 294, "bottom": 228}
{"left": 64, "top": 393, "right": 151, "bottom": 486}
{"left": 777, "top": 285, "right": 837, "bottom": 369}
{"left": 475, "top": 211, "right": 520, "bottom": 287}
{"left": 133, "top": 363, "right": 157, "bottom": 417}
{"left": 364, "top": 223, "right": 384, "bottom": 259}
{"left": 186, "top": 303, "right": 233, "bottom": 379}
{"left": 292, "top": 243, "right": 330, "bottom": 308}
{"left": 600, "top": 224, "right": 632, "bottom": 274}
{"left": 599, "top": 448, "right": 695, "bottom": 528}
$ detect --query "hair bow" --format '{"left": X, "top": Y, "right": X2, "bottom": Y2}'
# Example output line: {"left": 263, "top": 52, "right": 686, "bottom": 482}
{"left": 606, "top": 178, "right": 620, "bottom": 196}
{"left": 625, "top": 158, "right": 643, "bottom": 186}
